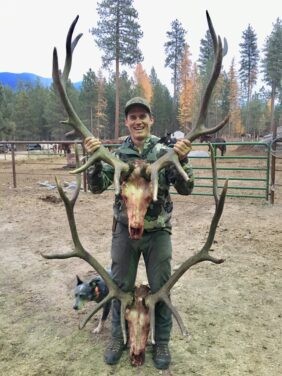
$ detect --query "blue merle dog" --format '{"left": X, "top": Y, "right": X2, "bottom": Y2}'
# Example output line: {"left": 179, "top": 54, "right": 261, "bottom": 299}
{"left": 73, "top": 272, "right": 111, "bottom": 333}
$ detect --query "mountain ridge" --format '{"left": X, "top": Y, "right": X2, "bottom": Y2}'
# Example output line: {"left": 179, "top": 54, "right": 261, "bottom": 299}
{"left": 0, "top": 72, "right": 81, "bottom": 90}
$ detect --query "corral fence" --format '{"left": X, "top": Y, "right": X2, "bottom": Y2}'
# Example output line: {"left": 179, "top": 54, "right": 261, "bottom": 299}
{"left": 189, "top": 141, "right": 270, "bottom": 201}
{"left": 0, "top": 140, "right": 278, "bottom": 203}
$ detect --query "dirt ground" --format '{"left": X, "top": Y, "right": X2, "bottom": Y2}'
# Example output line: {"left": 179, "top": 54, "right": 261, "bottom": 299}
{"left": 0, "top": 148, "right": 281, "bottom": 376}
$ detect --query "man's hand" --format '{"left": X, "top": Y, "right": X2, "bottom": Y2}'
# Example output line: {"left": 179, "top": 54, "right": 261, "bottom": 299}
{"left": 84, "top": 137, "right": 102, "bottom": 154}
{"left": 173, "top": 139, "right": 192, "bottom": 160}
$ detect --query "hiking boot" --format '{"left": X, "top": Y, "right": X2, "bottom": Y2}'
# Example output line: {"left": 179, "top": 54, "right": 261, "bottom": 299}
{"left": 104, "top": 337, "right": 126, "bottom": 365}
{"left": 152, "top": 343, "right": 171, "bottom": 370}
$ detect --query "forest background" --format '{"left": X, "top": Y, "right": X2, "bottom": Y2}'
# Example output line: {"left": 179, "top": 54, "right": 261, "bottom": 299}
{"left": 0, "top": 0, "right": 282, "bottom": 142}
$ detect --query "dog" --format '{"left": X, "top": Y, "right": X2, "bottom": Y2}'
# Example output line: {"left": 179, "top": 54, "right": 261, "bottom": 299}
{"left": 73, "top": 272, "right": 111, "bottom": 333}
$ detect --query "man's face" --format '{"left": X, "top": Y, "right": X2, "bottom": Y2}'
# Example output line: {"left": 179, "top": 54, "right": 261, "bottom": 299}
{"left": 125, "top": 106, "right": 154, "bottom": 142}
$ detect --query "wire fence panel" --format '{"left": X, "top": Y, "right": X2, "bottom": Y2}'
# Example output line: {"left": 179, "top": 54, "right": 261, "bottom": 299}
{"left": 0, "top": 141, "right": 274, "bottom": 201}
{"left": 189, "top": 142, "right": 270, "bottom": 200}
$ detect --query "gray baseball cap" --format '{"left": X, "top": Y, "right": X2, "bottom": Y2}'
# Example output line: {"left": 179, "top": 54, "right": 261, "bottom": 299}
{"left": 124, "top": 97, "right": 152, "bottom": 116}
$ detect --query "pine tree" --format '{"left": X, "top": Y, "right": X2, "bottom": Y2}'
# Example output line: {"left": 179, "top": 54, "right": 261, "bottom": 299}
{"left": 29, "top": 84, "right": 49, "bottom": 140}
{"left": 228, "top": 59, "right": 242, "bottom": 136}
{"left": 261, "top": 17, "right": 282, "bottom": 203}
{"left": 13, "top": 88, "right": 36, "bottom": 139}
{"left": 261, "top": 17, "right": 282, "bottom": 137}
{"left": 45, "top": 81, "right": 79, "bottom": 140}
{"left": 149, "top": 68, "right": 173, "bottom": 136}
{"left": 79, "top": 69, "right": 98, "bottom": 133}
{"left": 105, "top": 70, "right": 134, "bottom": 138}
{"left": 164, "top": 18, "right": 187, "bottom": 124}
{"left": 90, "top": 0, "right": 143, "bottom": 138}
{"left": 198, "top": 29, "right": 214, "bottom": 77}
{"left": 239, "top": 24, "right": 259, "bottom": 133}
{"left": 248, "top": 91, "right": 270, "bottom": 136}
{"left": 239, "top": 25, "right": 259, "bottom": 101}
{"left": 0, "top": 85, "right": 15, "bottom": 139}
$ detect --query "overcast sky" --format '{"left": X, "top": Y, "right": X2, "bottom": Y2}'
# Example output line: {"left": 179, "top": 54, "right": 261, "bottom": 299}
{"left": 1, "top": 0, "right": 281, "bottom": 92}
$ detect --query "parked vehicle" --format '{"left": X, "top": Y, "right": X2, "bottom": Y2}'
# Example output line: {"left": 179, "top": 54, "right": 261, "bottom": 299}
{"left": 26, "top": 143, "right": 42, "bottom": 151}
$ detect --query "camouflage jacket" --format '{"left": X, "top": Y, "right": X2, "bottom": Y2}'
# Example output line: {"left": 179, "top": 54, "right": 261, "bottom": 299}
{"left": 87, "top": 135, "right": 194, "bottom": 232}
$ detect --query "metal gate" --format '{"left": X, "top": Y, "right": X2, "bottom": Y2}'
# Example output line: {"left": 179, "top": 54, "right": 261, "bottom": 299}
{"left": 189, "top": 142, "right": 270, "bottom": 200}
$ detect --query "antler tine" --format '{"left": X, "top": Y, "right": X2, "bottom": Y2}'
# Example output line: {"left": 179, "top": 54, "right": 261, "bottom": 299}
{"left": 41, "top": 147, "right": 132, "bottom": 344}
{"left": 206, "top": 10, "right": 217, "bottom": 50}
{"left": 80, "top": 291, "right": 131, "bottom": 345}
{"left": 70, "top": 148, "right": 130, "bottom": 196}
{"left": 148, "top": 148, "right": 189, "bottom": 201}
{"left": 52, "top": 16, "right": 129, "bottom": 193}
{"left": 62, "top": 15, "right": 82, "bottom": 84}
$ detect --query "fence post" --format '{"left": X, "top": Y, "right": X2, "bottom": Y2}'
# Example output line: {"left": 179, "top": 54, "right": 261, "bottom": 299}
{"left": 11, "top": 144, "right": 17, "bottom": 188}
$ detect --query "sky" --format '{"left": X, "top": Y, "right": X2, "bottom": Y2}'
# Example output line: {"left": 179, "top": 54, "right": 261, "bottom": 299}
{"left": 1, "top": 0, "right": 281, "bottom": 92}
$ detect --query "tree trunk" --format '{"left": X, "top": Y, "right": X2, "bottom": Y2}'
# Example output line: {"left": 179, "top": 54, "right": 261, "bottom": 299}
{"left": 270, "top": 84, "right": 277, "bottom": 204}
{"left": 115, "top": 57, "right": 120, "bottom": 140}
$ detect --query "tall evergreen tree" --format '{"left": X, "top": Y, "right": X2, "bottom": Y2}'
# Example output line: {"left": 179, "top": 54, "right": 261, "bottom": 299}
{"left": 43, "top": 85, "right": 64, "bottom": 140}
{"left": 261, "top": 17, "right": 282, "bottom": 135}
{"left": 164, "top": 19, "right": 187, "bottom": 103}
{"left": 239, "top": 24, "right": 259, "bottom": 133}
{"left": 239, "top": 25, "right": 259, "bottom": 102}
{"left": 79, "top": 69, "right": 98, "bottom": 133}
{"left": 198, "top": 29, "right": 214, "bottom": 77}
{"left": 0, "top": 85, "right": 15, "bottom": 139}
{"left": 248, "top": 91, "right": 270, "bottom": 136}
{"left": 261, "top": 17, "right": 282, "bottom": 203}
{"left": 228, "top": 59, "right": 242, "bottom": 136}
{"left": 29, "top": 84, "right": 49, "bottom": 140}
{"left": 149, "top": 68, "right": 174, "bottom": 136}
{"left": 44, "top": 81, "right": 80, "bottom": 140}
{"left": 90, "top": 0, "right": 143, "bottom": 138}
{"left": 13, "top": 88, "right": 36, "bottom": 140}
{"left": 104, "top": 71, "right": 134, "bottom": 138}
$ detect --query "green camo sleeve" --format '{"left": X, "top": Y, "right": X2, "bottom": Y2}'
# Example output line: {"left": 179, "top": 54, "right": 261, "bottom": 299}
{"left": 87, "top": 161, "right": 114, "bottom": 193}
{"left": 168, "top": 158, "right": 194, "bottom": 195}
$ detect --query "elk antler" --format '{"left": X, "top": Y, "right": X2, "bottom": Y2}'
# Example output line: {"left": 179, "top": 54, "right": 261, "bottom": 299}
{"left": 54, "top": 13, "right": 228, "bottom": 201}
{"left": 186, "top": 10, "right": 229, "bottom": 141}
{"left": 148, "top": 10, "right": 229, "bottom": 200}
{"left": 52, "top": 15, "right": 129, "bottom": 194}
{"left": 145, "top": 146, "right": 228, "bottom": 344}
{"left": 41, "top": 147, "right": 132, "bottom": 344}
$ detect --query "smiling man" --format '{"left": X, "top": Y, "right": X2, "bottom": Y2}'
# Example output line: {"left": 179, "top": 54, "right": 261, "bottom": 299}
{"left": 84, "top": 97, "right": 194, "bottom": 370}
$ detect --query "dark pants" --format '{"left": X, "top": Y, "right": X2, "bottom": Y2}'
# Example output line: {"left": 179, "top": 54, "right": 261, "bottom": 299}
{"left": 111, "top": 222, "right": 172, "bottom": 344}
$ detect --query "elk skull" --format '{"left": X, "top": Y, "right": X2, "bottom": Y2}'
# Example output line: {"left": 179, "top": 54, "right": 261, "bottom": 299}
{"left": 125, "top": 284, "right": 151, "bottom": 366}
{"left": 121, "top": 161, "right": 153, "bottom": 240}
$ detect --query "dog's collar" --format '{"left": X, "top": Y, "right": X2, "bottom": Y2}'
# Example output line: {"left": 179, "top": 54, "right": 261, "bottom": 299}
{"left": 94, "top": 285, "right": 100, "bottom": 299}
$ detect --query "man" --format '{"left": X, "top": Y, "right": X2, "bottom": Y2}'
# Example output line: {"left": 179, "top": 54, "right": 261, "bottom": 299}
{"left": 84, "top": 97, "right": 194, "bottom": 370}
